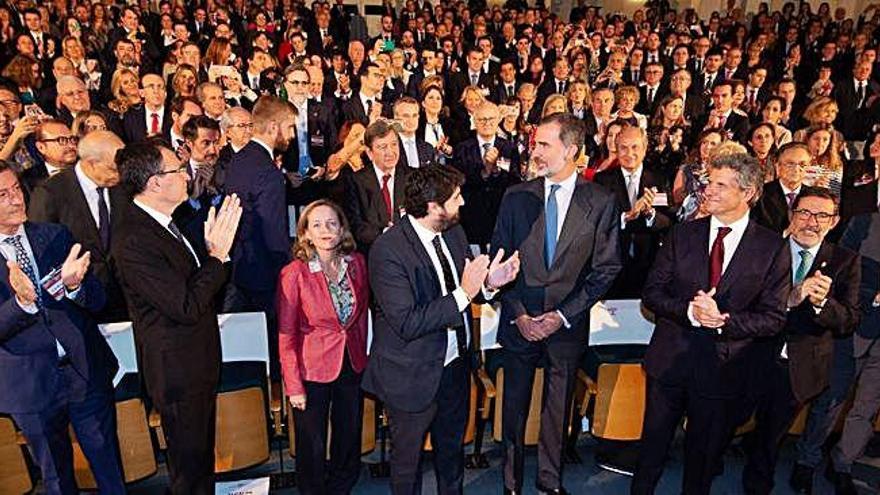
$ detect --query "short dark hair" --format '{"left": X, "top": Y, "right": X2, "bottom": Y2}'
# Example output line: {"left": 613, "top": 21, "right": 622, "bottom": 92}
{"left": 539, "top": 113, "right": 585, "bottom": 150}
{"left": 792, "top": 186, "right": 839, "bottom": 211}
{"left": 404, "top": 165, "right": 465, "bottom": 219}
{"left": 170, "top": 95, "right": 201, "bottom": 116}
{"left": 182, "top": 115, "right": 220, "bottom": 141}
{"left": 117, "top": 142, "right": 163, "bottom": 195}
{"left": 363, "top": 119, "right": 399, "bottom": 149}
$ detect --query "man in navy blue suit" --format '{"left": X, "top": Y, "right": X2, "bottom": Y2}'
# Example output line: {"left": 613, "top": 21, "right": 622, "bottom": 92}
{"left": 0, "top": 161, "right": 124, "bottom": 494}
{"left": 223, "top": 96, "right": 294, "bottom": 377}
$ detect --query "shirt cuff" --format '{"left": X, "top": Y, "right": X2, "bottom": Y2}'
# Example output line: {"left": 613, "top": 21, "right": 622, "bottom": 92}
{"left": 452, "top": 287, "right": 470, "bottom": 313}
{"left": 334, "top": 89, "right": 352, "bottom": 99}
{"left": 16, "top": 297, "right": 38, "bottom": 314}
{"left": 482, "top": 284, "right": 499, "bottom": 301}
{"left": 813, "top": 298, "right": 828, "bottom": 314}
{"left": 687, "top": 302, "right": 700, "bottom": 327}
{"left": 64, "top": 286, "right": 81, "bottom": 300}
{"left": 645, "top": 209, "right": 656, "bottom": 227}
{"left": 556, "top": 310, "right": 571, "bottom": 329}
{"left": 620, "top": 212, "right": 629, "bottom": 230}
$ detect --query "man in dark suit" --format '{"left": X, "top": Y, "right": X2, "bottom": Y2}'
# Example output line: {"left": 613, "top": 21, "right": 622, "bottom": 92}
{"left": 490, "top": 60, "right": 520, "bottom": 104}
{"left": 742, "top": 187, "right": 860, "bottom": 495}
{"left": 753, "top": 142, "right": 809, "bottom": 234}
{"left": 636, "top": 62, "right": 667, "bottom": 117}
{"left": 594, "top": 127, "right": 671, "bottom": 298}
{"left": 122, "top": 73, "right": 172, "bottom": 143}
{"left": 105, "top": 7, "right": 160, "bottom": 72}
{"left": 23, "top": 119, "right": 78, "bottom": 198}
{"left": 345, "top": 120, "right": 410, "bottom": 253}
{"left": 341, "top": 62, "right": 390, "bottom": 125}
{"left": 0, "top": 162, "right": 124, "bottom": 494}
{"left": 394, "top": 96, "right": 440, "bottom": 169}
{"left": 833, "top": 60, "right": 879, "bottom": 142}
{"left": 693, "top": 48, "right": 724, "bottom": 96}
{"left": 363, "top": 165, "right": 519, "bottom": 495}
{"left": 448, "top": 47, "right": 494, "bottom": 105}
{"left": 536, "top": 58, "right": 573, "bottom": 109}
{"left": 491, "top": 113, "right": 622, "bottom": 494}
{"left": 703, "top": 81, "right": 751, "bottom": 143}
{"left": 582, "top": 88, "right": 616, "bottom": 162}
{"left": 632, "top": 152, "right": 791, "bottom": 495}
{"left": 172, "top": 116, "right": 224, "bottom": 246}
{"left": 223, "top": 96, "right": 294, "bottom": 379}
{"left": 28, "top": 131, "right": 129, "bottom": 323}
{"left": 406, "top": 48, "right": 441, "bottom": 98}
{"left": 668, "top": 69, "right": 707, "bottom": 125}
{"left": 452, "top": 102, "right": 520, "bottom": 248}
{"left": 114, "top": 142, "right": 242, "bottom": 495}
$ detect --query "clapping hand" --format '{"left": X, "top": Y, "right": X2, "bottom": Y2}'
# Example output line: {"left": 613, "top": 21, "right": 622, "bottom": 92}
{"left": 692, "top": 287, "right": 729, "bottom": 329}
{"left": 61, "top": 243, "right": 90, "bottom": 291}
{"left": 486, "top": 248, "right": 520, "bottom": 290}
{"left": 461, "top": 254, "right": 490, "bottom": 300}
{"left": 790, "top": 270, "right": 832, "bottom": 307}
{"left": 205, "top": 194, "right": 243, "bottom": 261}
{"left": 7, "top": 261, "right": 36, "bottom": 306}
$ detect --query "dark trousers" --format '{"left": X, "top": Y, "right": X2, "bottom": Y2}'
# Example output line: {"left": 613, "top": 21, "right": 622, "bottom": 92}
{"left": 631, "top": 377, "right": 729, "bottom": 495}
{"left": 501, "top": 346, "right": 581, "bottom": 491}
{"left": 159, "top": 394, "right": 217, "bottom": 495}
{"left": 832, "top": 335, "right": 880, "bottom": 473}
{"left": 223, "top": 284, "right": 279, "bottom": 379}
{"left": 293, "top": 354, "right": 363, "bottom": 495}
{"left": 385, "top": 357, "right": 469, "bottom": 495}
{"left": 12, "top": 364, "right": 125, "bottom": 495}
{"left": 741, "top": 360, "right": 799, "bottom": 495}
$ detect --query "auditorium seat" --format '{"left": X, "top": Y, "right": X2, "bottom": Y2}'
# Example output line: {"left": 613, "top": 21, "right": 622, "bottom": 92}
{"left": 214, "top": 361, "right": 271, "bottom": 473}
{"left": 0, "top": 416, "right": 32, "bottom": 494}
{"left": 71, "top": 373, "right": 157, "bottom": 489}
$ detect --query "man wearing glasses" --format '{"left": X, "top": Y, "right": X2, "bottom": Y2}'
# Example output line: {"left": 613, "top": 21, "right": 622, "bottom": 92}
{"left": 740, "top": 187, "right": 860, "bottom": 495}
{"left": 122, "top": 73, "right": 171, "bottom": 143}
{"left": 55, "top": 76, "right": 92, "bottom": 128}
{"left": 753, "top": 142, "right": 809, "bottom": 234}
{"left": 22, "top": 120, "right": 78, "bottom": 198}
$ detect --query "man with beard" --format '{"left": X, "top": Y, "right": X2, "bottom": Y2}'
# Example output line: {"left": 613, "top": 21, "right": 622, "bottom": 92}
{"left": 173, "top": 115, "right": 222, "bottom": 245}
{"left": 363, "top": 164, "right": 520, "bottom": 495}
{"left": 490, "top": 113, "right": 622, "bottom": 494}
{"left": 223, "top": 96, "right": 295, "bottom": 379}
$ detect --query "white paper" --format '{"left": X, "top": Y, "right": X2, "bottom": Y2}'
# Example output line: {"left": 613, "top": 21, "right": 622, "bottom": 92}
{"left": 215, "top": 477, "right": 270, "bottom": 495}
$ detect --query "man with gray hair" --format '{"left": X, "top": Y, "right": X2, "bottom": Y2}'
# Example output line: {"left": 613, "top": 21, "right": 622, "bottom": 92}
{"left": 216, "top": 107, "right": 252, "bottom": 190}
{"left": 55, "top": 76, "right": 91, "bottom": 127}
{"left": 633, "top": 152, "right": 791, "bottom": 494}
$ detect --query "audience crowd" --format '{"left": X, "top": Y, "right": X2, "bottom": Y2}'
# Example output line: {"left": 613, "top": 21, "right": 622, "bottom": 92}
{"left": 5, "top": 0, "right": 880, "bottom": 493}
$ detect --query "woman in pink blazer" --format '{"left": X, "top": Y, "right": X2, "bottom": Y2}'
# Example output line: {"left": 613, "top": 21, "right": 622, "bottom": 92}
{"left": 276, "top": 200, "right": 369, "bottom": 495}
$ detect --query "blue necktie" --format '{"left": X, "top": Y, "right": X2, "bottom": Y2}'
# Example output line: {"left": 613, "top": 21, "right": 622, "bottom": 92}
{"left": 545, "top": 184, "right": 560, "bottom": 268}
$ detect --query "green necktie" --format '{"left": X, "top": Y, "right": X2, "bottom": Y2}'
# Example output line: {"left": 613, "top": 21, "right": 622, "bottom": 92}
{"left": 794, "top": 249, "right": 813, "bottom": 284}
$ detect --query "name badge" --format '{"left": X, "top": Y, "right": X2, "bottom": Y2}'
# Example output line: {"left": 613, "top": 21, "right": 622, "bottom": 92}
{"left": 310, "top": 134, "right": 325, "bottom": 147}
{"left": 40, "top": 266, "right": 65, "bottom": 301}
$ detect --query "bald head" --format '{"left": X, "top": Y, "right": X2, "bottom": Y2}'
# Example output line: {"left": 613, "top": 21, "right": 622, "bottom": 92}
{"left": 79, "top": 130, "right": 124, "bottom": 186}
{"left": 57, "top": 75, "right": 90, "bottom": 113}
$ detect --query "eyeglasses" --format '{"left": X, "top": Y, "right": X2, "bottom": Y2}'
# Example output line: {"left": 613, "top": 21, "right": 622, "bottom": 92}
{"left": 231, "top": 122, "right": 254, "bottom": 129}
{"left": 475, "top": 117, "right": 497, "bottom": 124}
{"left": 779, "top": 160, "right": 809, "bottom": 170}
{"left": 154, "top": 165, "right": 188, "bottom": 177}
{"left": 792, "top": 209, "right": 836, "bottom": 224}
{"left": 0, "top": 99, "right": 20, "bottom": 107}
{"left": 40, "top": 136, "right": 79, "bottom": 146}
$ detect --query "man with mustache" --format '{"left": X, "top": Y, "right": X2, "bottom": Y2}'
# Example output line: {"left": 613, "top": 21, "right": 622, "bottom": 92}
{"left": 740, "top": 187, "right": 860, "bottom": 495}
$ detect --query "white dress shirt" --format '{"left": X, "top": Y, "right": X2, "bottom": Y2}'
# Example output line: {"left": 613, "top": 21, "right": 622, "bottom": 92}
{"left": 544, "top": 170, "right": 578, "bottom": 242}
{"left": 410, "top": 218, "right": 470, "bottom": 366}
{"left": 74, "top": 163, "right": 110, "bottom": 228}
{"left": 133, "top": 199, "right": 200, "bottom": 267}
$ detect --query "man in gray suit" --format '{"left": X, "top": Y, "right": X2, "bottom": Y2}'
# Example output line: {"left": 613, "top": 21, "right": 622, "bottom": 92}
{"left": 826, "top": 212, "right": 880, "bottom": 495}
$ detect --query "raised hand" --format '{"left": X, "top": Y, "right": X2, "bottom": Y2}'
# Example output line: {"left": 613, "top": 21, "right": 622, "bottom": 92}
{"left": 204, "top": 194, "right": 243, "bottom": 261}
{"left": 486, "top": 248, "right": 520, "bottom": 290}
{"left": 461, "top": 254, "right": 490, "bottom": 300}
{"left": 61, "top": 243, "right": 90, "bottom": 290}
{"left": 7, "top": 261, "right": 36, "bottom": 306}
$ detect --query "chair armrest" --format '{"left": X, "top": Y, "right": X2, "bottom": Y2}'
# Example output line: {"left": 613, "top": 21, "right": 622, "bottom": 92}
{"left": 577, "top": 369, "right": 597, "bottom": 417}
{"left": 476, "top": 368, "right": 496, "bottom": 399}
{"left": 15, "top": 431, "right": 26, "bottom": 445}
{"left": 270, "top": 381, "right": 284, "bottom": 437}
{"left": 149, "top": 409, "right": 167, "bottom": 450}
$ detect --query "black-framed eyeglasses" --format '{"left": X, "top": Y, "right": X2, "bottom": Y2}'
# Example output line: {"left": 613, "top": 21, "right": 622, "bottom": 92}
{"left": 154, "top": 165, "right": 188, "bottom": 177}
{"left": 40, "top": 136, "right": 79, "bottom": 146}
{"left": 792, "top": 209, "right": 836, "bottom": 224}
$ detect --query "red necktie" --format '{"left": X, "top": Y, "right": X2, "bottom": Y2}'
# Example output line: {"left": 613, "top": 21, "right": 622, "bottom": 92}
{"left": 150, "top": 113, "right": 159, "bottom": 135}
{"left": 709, "top": 227, "right": 732, "bottom": 288}
{"left": 381, "top": 173, "right": 392, "bottom": 220}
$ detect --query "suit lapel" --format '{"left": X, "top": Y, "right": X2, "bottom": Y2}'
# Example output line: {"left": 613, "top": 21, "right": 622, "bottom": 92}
{"left": 65, "top": 172, "right": 103, "bottom": 253}
{"left": 392, "top": 166, "right": 406, "bottom": 219}
{"left": 691, "top": 218, "right": 711, "bottom": 289}
{"left": 552, "top": 178, "right": 592, "bottom": 268}
{"left": 24, "top": 222, "right": 52, "bottom": 279}
{"left": 716, "top": 220, "right": 759, "bottom": 295}
{"left": 401, "top": 216, "right": 441, "bottom": 294}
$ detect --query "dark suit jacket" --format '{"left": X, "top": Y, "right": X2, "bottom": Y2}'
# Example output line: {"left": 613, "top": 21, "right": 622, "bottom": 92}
{"left": 114, "top": 205, "right": 227, "bottom": 405}
{"left": 784, "top": 240, "right": 860, "bottom": 402}
{"left": 224, "top": 141, "right": 291, "bottom": 292}
{"left": 344, "top": 163, "right": 410, "bottom": 253}
{"left": 636, "top": 84, "right": 668, "bottom": 117}
{"left": 448, "top": 70, "right": 493, "bottom": 105}
{"left": 340, "top": 93, "right": 391, "bottom": 125}
{"left": 27, "top": 169, "right": 130, "bottom": 322}
{"left": 718, "top": 111, "right": 751, "bottom": 143}
{"left": 840, "top": 160, "right": 879, "bottom": 220}
{"left": 361, "top": 216, "right": 473, "bottom": 412}
{"left": 752, "top": 180, "right": 793, "bottom": 234}
{"left": 490, "top": 176, "right": 623, "bottom": 355}
{"left": 832, "top": 78, "right": 879, "bottom": 141}
{"left": 490, "top": 81, "right": 519, "bottom": 104}
{"left": 0, "top": 222, "right": 116, "bottom": 414}
{"left": 594, "top": 167, "right": 672, "bottom": 298}
{"left": 121, "top": 105, "right": 173, "bottom": 144}
{"left": 641, "top": 217, "right": 791, "bottom": 398}
{"left": 396, "top": 137, "right": 440, "bottom": 169}
{"left": 840, "top": 213, "right": 880, "bottom": 342}
{"left": 452, "top": 137, "right": 521, "bottom": 245}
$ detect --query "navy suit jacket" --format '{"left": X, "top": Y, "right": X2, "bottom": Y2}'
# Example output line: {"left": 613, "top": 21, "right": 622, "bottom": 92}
{"left": 361, "top": 216, "right": 472, "bottom": 412}
{"left": 121, "top": 105, "right": 173, "bottom": 144}
{"left": 224, "top": 141, "right": 291, "bottom": 291}
{"left": 641, "top": 217, "right": 791, "bottom": 398}
{"left": 0, "top": 222, "right": 116, "bottom": 414}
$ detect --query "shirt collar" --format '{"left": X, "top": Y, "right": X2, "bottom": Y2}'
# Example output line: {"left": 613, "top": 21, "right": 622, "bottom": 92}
{"left": 780, "top": 182, "right": 800, "bottom": 196}
{"left": 373, "top": 163, "right": 393, "bottom": 179}
{"left": 0, "top": 224, "right": 25, "bottom": 243}
{"left": 133, "top": 198, "right": 173, "bottom": 229}
{"left": 410, "top": 214, "right": 442, "bottom": 241}
{"left": 74, "top": 162, "right": 99, "bottom": 193}
{"left": 251, "top": 137, "right": 275, "bottom": 159}
{"left": 545, "top": 169, "right": 578, "bottom": 193}
{"left": 789, "top": 236, "right": 821, "bottom": 263}
{"left": 477, "top": 135, "right": 495, "bottom": 149}
{"left": 710, "top": 210, "right": 750, "bottom": 233}
{"left": 621, "top": 165, "right": 643, "bottom": 180}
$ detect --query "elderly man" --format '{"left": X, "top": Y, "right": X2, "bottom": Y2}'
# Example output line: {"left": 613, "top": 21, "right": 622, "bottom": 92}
{"left": 29, "top": 130, "right": 129, "bottom": 323}
{"left": 452, "top": 101, "right": 520, "bottom": 248}
{"left": 216, "top": 107, "right": 252, "bottom": 188}
{"left": 197, "top": 82, "right": 228, "bottom": 121}
{"left": 123, "top": 73, "right": 171, "bottom": 142}
{"left": 55, "top": 76, "right": 91, "bottom": 127}
{"left": 633, "top": 153, "right": 790, "bottom": 495}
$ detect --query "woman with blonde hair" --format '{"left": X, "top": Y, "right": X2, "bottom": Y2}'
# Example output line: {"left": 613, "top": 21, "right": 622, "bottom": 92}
{"left": 541, "top": 93, "right": 569, "bottom": 117}
{"left": 804, "top": 124, "right": 845, "bottom": 195}
{"left": 389, "top": 48, "right": 412, "bottom": 87}
{"left": 793, "top": 97, "right": 845, "bottom": 149}
{"left": 277, "top": 199, "right": 368, "bottom": 495}
{"left": 612, "top": 85, "right": 648, "bottom": 129}
{"left": 171, "top": 64, "right": 199, "bottom": 98}
{"left": 107, "top": 68, "right": 141, "bottom": 118}
{"left": 566, "top": 80, "right": 590, "bottom": 119}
